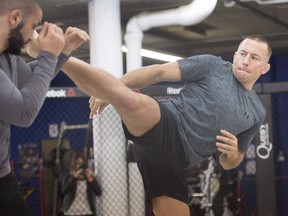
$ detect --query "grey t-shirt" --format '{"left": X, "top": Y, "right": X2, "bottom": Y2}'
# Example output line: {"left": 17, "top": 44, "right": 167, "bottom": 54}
{"left": 0, "top": 51, "right": 69, "bottom": 178}
{"left": 162, "top": 54, "right": 265, "bottom": 168}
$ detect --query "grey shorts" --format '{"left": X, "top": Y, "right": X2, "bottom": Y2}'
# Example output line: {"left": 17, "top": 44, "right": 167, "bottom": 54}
{"left": 123, "top": 101, "right": 189, "bottom": 204}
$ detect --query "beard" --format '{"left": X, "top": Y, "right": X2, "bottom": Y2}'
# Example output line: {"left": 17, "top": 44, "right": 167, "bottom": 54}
{"left": 4, "top": 22, "right": 25, "bottom": 55}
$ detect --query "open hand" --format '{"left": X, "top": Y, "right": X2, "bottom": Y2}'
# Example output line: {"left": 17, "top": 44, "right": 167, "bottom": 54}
{"left": 89, "top": 97, "right": 109, "bottom": 119}
{"left": 216, "top": 129, "right": 238, "bottom": 160}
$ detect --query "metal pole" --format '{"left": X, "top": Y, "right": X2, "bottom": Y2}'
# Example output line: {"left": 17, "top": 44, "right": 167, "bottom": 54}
{"left": 52, "top": 121, "right": 66, "bottom": 216}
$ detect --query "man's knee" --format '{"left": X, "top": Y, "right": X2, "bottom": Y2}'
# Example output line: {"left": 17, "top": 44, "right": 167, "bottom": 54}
{"left": 113, "top": 89, "right": 142, "bottom": 111}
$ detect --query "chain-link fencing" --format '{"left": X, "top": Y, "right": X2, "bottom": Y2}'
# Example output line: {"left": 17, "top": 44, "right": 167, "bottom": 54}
{"left": 10, "top": 96, "right": 91, "bottom": 216}
{"left": 272, "top": 92, "right": 288, "bottom": 216}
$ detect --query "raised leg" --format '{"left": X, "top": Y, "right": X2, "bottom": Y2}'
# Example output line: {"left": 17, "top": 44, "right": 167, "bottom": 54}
{"left": 62, "top": 57, "right": 161, "bottom": 136}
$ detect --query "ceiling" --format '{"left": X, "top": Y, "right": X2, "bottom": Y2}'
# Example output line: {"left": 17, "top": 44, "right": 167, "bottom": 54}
{"left": 29, "top": 0, "right": 288, "bottom": 65}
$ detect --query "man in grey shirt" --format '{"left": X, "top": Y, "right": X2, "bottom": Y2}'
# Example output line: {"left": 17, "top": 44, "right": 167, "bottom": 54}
{"left": 62, "top": 35, "right": 272, "bottom": 216}
{"left": 0, "top": 0, "right": 89, "bottom": 215}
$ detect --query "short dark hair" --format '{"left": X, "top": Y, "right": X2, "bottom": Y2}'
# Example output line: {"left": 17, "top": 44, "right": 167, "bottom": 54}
{"left": 0, "top": 0, "right": 40, "bottom": 17}
{"left": 241, "top": 35, "right": 272, "bottom": 60}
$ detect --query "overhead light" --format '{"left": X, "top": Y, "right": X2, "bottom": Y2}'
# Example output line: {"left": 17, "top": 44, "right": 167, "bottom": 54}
{"left": 121, "top": 46, "right": 182, "bottom": 62}
{"left": 222, "top": 0, "right": 236, "bottom": 7}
